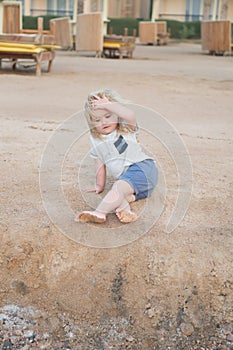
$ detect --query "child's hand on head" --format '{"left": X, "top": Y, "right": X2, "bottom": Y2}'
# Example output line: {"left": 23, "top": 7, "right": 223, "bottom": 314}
{"left": 91, "top": 95, "right": 111, "bottom": 109}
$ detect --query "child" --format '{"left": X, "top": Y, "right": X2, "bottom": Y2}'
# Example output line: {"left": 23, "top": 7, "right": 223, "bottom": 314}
{"left": 76, "top": 88, "right": 158, "bottom": 224}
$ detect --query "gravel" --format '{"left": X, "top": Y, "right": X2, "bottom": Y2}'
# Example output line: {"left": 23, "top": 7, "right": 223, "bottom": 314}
{"left": 1, "top": 304, "right": 233, "bottom": 349}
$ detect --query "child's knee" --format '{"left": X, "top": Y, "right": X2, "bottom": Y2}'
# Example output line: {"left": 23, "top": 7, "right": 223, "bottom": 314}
{"left": 113, "top": 180, "right": 134, "bottom": 195}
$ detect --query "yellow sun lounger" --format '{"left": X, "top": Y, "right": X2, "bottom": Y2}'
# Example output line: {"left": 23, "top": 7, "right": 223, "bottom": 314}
{"left": 0, "top": 42, "right": 60, "bottom": 76}
{"left": 103, "top": 35, "right": 136, "bottom": 59}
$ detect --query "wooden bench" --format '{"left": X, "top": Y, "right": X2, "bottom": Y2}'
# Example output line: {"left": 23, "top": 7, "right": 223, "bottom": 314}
{"left": 0, "top": 17, "right": 61, "bottom": 76}
{"left": 0, "top": 42, "right": 57, "bottom": 76}
{"left": 103, "top": 35, "right": 136, "bottom": 59}
{"left": 156, "top": 21, "right": 170, "bottom": 45}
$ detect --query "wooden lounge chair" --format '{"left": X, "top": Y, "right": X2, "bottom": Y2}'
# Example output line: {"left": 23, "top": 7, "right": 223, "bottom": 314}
{"left": 103, "top": 35, "right": 136, "bottom": 59}
{"left": 0, "top": 41, "right": 59, "bottom": 76}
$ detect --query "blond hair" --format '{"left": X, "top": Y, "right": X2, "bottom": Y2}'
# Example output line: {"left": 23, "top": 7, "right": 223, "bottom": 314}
{"left": 84, "top": 88, "right": 133, "bottom": 139}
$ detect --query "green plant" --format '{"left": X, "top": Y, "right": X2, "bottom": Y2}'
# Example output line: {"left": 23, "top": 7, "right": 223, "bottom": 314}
{"left": 160, "top": 19, "right": 183, "bottom": 38}
{"left": 107, "top": 18, "right": 140, "bottom": 36}
{"left": 156, "top": 19, "right": 201, "bottom": 39}
{"left": 179, "top": 24, "right": 196, "bottom": 39}
{"left": 23, "top": 16, "right": 38, "bottom": 30}
{"left": 23, "top": 15, "right": 64, "bottom": 30}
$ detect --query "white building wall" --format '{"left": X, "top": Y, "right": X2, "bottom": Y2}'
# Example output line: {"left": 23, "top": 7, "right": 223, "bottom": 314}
{"left": 0, "top": 2, "right": 3, "bottom": 33}
{"left": 21, "top": 0, "right": 233, "bottom": 22}
{"left": 160, "top": 0, "right": 186, "bottom": 21}
{"left": 228, "top": 0, "right": 233, "bottom": 20}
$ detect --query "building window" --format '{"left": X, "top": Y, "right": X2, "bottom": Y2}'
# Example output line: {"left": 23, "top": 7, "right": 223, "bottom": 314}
{"left": 46, "top": 0, "right": 73, "bottom": 16}
{"left": 47, "top": 0, "right": 55, "bottom": 15}
{"left": 192, "top": 0, "right": 201, "bottom": 20}
{"left": 216, "top": 0, "right": 220, "bottom": 19}
{"left": 185, "top": 0, "right": 191, "bottom": 21}
{"left": 17, "top": 0, "right": 24, "bottom": 14}
{"left": 186, "top": 0, "right": 203, "bottom": 21}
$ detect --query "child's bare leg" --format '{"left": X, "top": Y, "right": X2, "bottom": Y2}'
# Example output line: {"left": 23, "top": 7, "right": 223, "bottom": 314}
{"left": 77, "top": 180, "right": 136, "bottom": 223}
{"left": 116, "top": 191, "right": 137, "bottom": 223}
{"left": 126, "top": 194, "right": 136, "bottom": 203}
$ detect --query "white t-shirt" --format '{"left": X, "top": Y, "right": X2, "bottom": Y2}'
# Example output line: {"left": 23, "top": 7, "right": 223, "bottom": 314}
{"left": 90, "top": 129, "right": 153, "bottom": 179}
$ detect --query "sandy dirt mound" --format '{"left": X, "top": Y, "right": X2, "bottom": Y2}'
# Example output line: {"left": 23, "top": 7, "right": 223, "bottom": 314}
{"left": 0, "top": 42, "right": 232, "bottom": 349}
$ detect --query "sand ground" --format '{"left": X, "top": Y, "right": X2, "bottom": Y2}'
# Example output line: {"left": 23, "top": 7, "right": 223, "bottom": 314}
{"left": 0, "top": 42, "right": 233, "bottom": 348}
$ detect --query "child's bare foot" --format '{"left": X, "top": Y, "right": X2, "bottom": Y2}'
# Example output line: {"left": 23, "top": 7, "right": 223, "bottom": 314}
{"left": 76, "top": 211, "right": 106, "bottom": 223}
{"left": 116, "top": 210, "right": 138, "bottom": 223}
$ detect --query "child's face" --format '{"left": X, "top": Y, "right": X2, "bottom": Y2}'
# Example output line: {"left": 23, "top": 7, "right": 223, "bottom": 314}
{"left": 92, "top": 109, "right": 118, "bottom": 135}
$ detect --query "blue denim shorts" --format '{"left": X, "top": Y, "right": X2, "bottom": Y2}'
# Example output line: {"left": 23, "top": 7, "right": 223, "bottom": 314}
{"left": 119, "top": 159, "right": 158, "bottom": 201}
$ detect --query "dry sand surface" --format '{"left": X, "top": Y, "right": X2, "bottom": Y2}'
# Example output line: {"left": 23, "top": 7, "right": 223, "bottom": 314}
{"left": 0, "top": 42, "right": 233, "bottom": 349}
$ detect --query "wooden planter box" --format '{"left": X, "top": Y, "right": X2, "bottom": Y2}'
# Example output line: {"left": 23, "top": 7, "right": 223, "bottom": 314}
{"left": 50, "top": 17, "right": 72, "bottom": 50}
{"left": 76, "top": 13, "right": 103, "bottom": 56}
{"left": 2, "top": 2, "right": 21, "bottom": 34}
{"left": 139, "top": 22, "right": 157, "bottom": 44}
{"left": 139, "top": 21, "right": 170, "bottom": 45}
{"left": 201, "top": 20, "right": 233, "bottom": 54}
